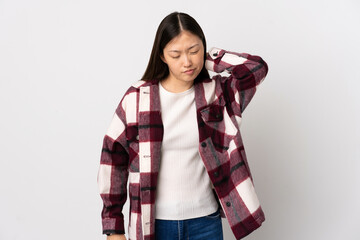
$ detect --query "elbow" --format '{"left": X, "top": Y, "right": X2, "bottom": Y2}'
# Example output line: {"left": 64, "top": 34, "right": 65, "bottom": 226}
{"left": 260, "top": 57, "right": 269, "bottom": 78}
{"left": 252, "top": 56, "right": 268, "bottom": 82}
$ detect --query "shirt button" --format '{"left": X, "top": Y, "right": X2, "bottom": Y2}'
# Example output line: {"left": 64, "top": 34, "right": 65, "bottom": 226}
{"left": 226, "top": 202, "right": 231, "bottom": 207}
{"left": 201, "top": 142, "right": 207, "bottom": 148}
{"left": 136, "top": 135, "right": 139, "bottom": 140}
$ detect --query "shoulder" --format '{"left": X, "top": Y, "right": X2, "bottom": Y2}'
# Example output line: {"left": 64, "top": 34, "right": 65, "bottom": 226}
{"left": 122, "top": 80, "right": 151, "bottom": 98}
{"left": 116, "top": 80, "right": 158, "bottom": 123}
{"left": 131, "top": 80, "right": 147, "bottom": 89}
{"left": 130, "top": 79, "right": 157, "bottom": 89}
{"left": 195, "top": 76, "right": 228, "bottom": 105}
{"left": 198, "top": 75, "right": 229, "bottom": 91}
{"left": 120, "top": 79, "right": 156, "bottom": 108}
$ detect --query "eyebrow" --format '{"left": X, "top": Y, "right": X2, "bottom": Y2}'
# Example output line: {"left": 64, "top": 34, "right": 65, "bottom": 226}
{"left": 168, "top": 44, "right": 200, "bottom": 53}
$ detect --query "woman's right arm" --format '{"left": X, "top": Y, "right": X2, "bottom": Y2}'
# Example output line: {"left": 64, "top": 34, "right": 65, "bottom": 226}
{"left": 98, "top": 94, "right": 130, "bottom": 236}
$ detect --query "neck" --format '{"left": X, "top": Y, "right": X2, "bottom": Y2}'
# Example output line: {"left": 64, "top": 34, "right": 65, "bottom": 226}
{"left": 160, "top": 77, "right": 194, "bottom": 93}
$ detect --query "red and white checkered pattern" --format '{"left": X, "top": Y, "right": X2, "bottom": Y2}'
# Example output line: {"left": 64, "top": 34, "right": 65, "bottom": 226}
{"left": 98, "top": 48, "right": 268, "bottom": 239}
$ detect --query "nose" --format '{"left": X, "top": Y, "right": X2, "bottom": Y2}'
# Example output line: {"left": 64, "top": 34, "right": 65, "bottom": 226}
{"left": 183, "top": 54, "right": 192, "bottom": 67}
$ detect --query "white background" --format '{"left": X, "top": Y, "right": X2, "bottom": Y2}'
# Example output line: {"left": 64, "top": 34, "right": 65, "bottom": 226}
{"left": 1, "top": 0, "right": 359, "bottom": 239}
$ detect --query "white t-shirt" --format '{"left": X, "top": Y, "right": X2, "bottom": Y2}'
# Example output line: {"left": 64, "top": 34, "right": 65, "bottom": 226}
{"left": 155, "top": 82, "right": 219, "bottom": 220}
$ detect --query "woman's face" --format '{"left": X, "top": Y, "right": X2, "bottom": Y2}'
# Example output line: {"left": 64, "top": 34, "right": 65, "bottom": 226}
{"left": 161, "top": 30, "right": 204, "bottom": 86}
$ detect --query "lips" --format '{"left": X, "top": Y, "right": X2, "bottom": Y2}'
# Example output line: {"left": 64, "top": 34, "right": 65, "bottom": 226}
{"left": 184, "top": 69, "right": 195, "bottom": 74}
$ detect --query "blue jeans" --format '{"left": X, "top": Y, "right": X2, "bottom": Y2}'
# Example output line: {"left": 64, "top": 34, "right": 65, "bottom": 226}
{"left": 155, "top": 209, "right": 223, "bottom": 240}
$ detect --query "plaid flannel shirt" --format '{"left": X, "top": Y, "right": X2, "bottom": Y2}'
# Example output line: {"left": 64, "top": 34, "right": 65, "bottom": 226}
{"left": 98, "top": 47, "right": 269, "bottom": 240}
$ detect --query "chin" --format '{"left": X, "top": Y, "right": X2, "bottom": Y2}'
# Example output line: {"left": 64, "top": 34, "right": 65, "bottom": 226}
{"left": 185, "top": 76, "right": 197, "bottom": 82}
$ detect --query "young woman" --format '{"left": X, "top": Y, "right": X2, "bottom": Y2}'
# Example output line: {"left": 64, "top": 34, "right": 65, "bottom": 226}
{"left": 98, "top": 12, "right": 268, "bottom": 240}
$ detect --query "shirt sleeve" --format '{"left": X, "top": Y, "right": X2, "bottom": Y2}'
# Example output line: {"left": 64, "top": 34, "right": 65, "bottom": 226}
{"left": 205, "top": 47, "right": 268, "bottom": 113}
{"left": 97, "top": 96, "right": 130, "bottom": 235}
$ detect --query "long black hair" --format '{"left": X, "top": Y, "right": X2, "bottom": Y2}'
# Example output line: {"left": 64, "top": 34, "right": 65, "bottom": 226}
{"left": 142, "top": 12, "right": 210, "bottom": 83}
